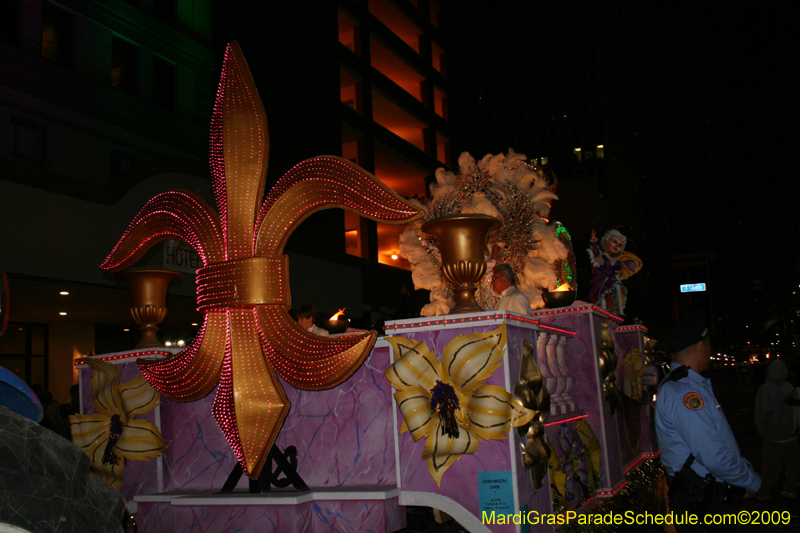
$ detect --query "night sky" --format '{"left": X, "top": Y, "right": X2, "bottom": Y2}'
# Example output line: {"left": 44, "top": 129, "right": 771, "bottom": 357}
{"left": 440, "top": 1, "right": 798, "bottom": 345}
{"left": 628, "top": 4, "right": 797, "bottom": 258}
{"left": 628, "top": 4, "right": 798, "bottom": 346}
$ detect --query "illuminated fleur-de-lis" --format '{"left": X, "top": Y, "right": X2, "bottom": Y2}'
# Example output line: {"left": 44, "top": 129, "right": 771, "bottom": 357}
{"left": 101, "top": 42, "right": 423, "bottom": 478}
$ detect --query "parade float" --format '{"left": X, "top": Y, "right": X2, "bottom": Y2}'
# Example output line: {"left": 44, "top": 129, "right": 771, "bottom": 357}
{"left": 72, "top": 43, "right": 658, "bottom": 533}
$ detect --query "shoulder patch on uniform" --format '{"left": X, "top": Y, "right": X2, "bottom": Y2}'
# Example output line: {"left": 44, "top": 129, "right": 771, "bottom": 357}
{"left": 683, "top": 392, "right": 703, "bottom": 410}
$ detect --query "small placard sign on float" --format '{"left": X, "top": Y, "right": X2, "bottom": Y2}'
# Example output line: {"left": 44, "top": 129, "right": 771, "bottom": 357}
{"left": 680, "top": 283, "right": 707, "bottom": 293}
{"left": 478, "top": 471, "right": 514, "bottom": 514}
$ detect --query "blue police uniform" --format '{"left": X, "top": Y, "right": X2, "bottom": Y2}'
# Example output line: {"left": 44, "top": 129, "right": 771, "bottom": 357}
{"left": 655, "top": 362, "right": 761, "bottom": 493}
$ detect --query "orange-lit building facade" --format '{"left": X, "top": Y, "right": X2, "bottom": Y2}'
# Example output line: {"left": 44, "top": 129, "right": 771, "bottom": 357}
{"left": 213, "top": 0, "right": 452, "bottom": 328}
{"left": 337, "top": 0, "right": 448, "bottom": 268}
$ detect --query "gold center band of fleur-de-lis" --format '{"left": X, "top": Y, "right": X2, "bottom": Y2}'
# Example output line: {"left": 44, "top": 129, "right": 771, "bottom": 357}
{"left": 196, "top": 257, "right": 289, "bottom": 310}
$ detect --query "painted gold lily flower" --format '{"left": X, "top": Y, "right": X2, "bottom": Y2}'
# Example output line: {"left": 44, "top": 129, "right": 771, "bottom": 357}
{"left": 70, "top": 358, "right": 167, "bottom": 490}
{"left": 385, "top": 324, "right": 535, "bottom": 487}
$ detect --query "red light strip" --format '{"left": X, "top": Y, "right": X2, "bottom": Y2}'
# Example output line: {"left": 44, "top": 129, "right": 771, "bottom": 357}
{"left": 74, "top": 350, "right": 172, "bottom": 366}
{"left": 545, "top": 413, "right": 587, "bottom": 426}
{"left": 581, "top": 451, "right": 661, "bottom": 507}
{"left": 384, "top": 312, "right": 579, "bottom": 335}
{"left": 385, "top": 313, "right": 506, "bottom": 331}
{"left": 623, "top": 451, "right": 660, "bottom": 473}
{"left": 582, "top": 452, "right": 662, "bottom": 506}
{"left": 505, "top": 315, "right": 540, "bottom": 326}
{"left": 538, "top": 324, "right": 576, "bottom": 336}
{"left": 530, "top": 305, "right": 623, "bottom": 322}
{"left": 615, "top": 325, "right": 649, "bottom": 333}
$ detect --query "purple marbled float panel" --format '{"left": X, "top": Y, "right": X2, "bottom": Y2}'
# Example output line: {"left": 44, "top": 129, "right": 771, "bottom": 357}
{"left": 390, "top": 321, "right": 537, "bottom": 533}
{"left": 273, "top": 345, "right": 396, "bottom": 488}
{"left": 531, "top": 305, "right": 626, "bottom": 490}
{"left": 505, "top": 323, "right": 556, "bottom": 533}
{"left": 136, "top": 501, "right": 175, "bottom": 533}
{"left": 614, "top": 328, "right": 656, "bottom": 459}
{"left": 80, "top": 341, "right": 397, "bottom": 498}
{"left": 609, "top": 328, "right": 653, "bottom": 468}
{"left": 164, "top": 341, "right": 396, "bottom": 491}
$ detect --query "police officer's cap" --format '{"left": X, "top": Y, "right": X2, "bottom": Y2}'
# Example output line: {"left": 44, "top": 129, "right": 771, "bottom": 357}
{"left": 655, "top": 309, "right": 710, "bottom": 353}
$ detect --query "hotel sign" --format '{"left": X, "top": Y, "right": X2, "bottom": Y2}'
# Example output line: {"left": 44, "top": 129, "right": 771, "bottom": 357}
{"left": 163, "top": 240, "right": 201, "bottom": 274}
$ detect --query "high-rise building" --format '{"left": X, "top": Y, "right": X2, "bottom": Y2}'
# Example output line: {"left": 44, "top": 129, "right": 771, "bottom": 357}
{"left": 213, "top": 0, "right": 451, "bottom": 326}
{"left": 0, "top": 0, "right": 216, "bottom": 401}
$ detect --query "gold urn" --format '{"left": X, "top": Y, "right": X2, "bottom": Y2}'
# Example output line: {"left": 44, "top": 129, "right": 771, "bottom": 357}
{"left": 421, "top": 214, "right": 502, "bottom": 314}
{"left": 117, "top": 269, "right": 181, "bottom": 348}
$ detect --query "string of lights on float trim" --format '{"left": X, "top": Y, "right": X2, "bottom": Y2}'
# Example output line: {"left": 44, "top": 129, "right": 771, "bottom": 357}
{"left": 615, "top": 325, "right": 647, "bottom": 331}
{"left": 385, "top": 307, "right": 632, "bottom": 334}
{"left": 545, "top": 413, "right": 588, "bottom": 427}
{"left": 74, "top": 350, "right": 172, "bottom": 365}
{"left": 582, "top": 452, "right": 661, "bottom": 503}
{"left": 529, "top": 304, "right": 624, "bottom": 322}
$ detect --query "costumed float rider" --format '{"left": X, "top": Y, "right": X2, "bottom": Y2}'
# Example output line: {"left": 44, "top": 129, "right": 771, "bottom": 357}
{"left": 296, "top": 304, "right": 330, "bottom": 337}
{"left": 654, "top": 310, "right": 760, "bottom": 532}
{"left": 587, "top": 229, "right": 642, "bottom": 316}
{"left": 491, "top": 264, "right": 530, "bottom": 315}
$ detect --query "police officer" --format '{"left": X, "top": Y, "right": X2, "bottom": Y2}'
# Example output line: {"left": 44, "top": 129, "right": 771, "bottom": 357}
{"left": 655, "top": 310, "right": 760, "bottom": 532}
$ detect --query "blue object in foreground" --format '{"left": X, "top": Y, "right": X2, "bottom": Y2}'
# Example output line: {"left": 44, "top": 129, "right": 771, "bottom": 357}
{"left": 0, "top": 367, "right": 43, "bottom": 422}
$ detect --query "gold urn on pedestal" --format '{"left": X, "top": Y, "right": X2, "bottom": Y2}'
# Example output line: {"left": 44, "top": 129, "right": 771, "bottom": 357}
{"left": 422, "top": 214, "right": 502, "bottom": 314}
{"left": 117, "top": 269, "right": 181, "bottom": 348}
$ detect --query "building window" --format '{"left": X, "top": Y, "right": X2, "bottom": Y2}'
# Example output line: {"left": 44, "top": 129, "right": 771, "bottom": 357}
{"left": 0, "top": 323, "right": 48, "bottom": 388}
{"left": 433, "top": 85, "right": 447, "bottom": 119}
{"left": 342, "top": 128, "right": 368, "bottom": 259}
{"left": 372, "top": 89, "right": 426, "bottom": 151}
{"left": 153, "top": 56, "right": 176, "bottom": 110}
{"left": 430, "top": 0, "right": 442, "bottom": 28}
{"left": 370, "top": 33, "right": 425, "bottom": 101}
{"left": 431, "top": 40, "right": 445, "bottom": 76}
{"left": 344, "top": 210, "right": 368, "bottom": 259}
{"left": 338, "top": 9, "right": 361, "bottom": 56}
{"left": 111, "top": 36, "right": 138, "bottom": 94}
{"left": 12, "top": 118, "right": 45, "bottom": 168}
{"left": 374, "top": 144, "right": 428, "bottom": 269}
{"left": 436, "top": 132, "right": 450, "bottom": 166}
{"left": 41, "top": 1, "right": 73, "bottom": 66}
{"left": 340, "top": 66, "right": 363, "bottom": 112}
{"left": 596, "top": 144, "right": 605, "bottom": 159}
{"left": 369, "top": 0, "right": 422, "bottom": 54}
{"left": 342, "top": 127, "right": 365, "bottom": 166}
